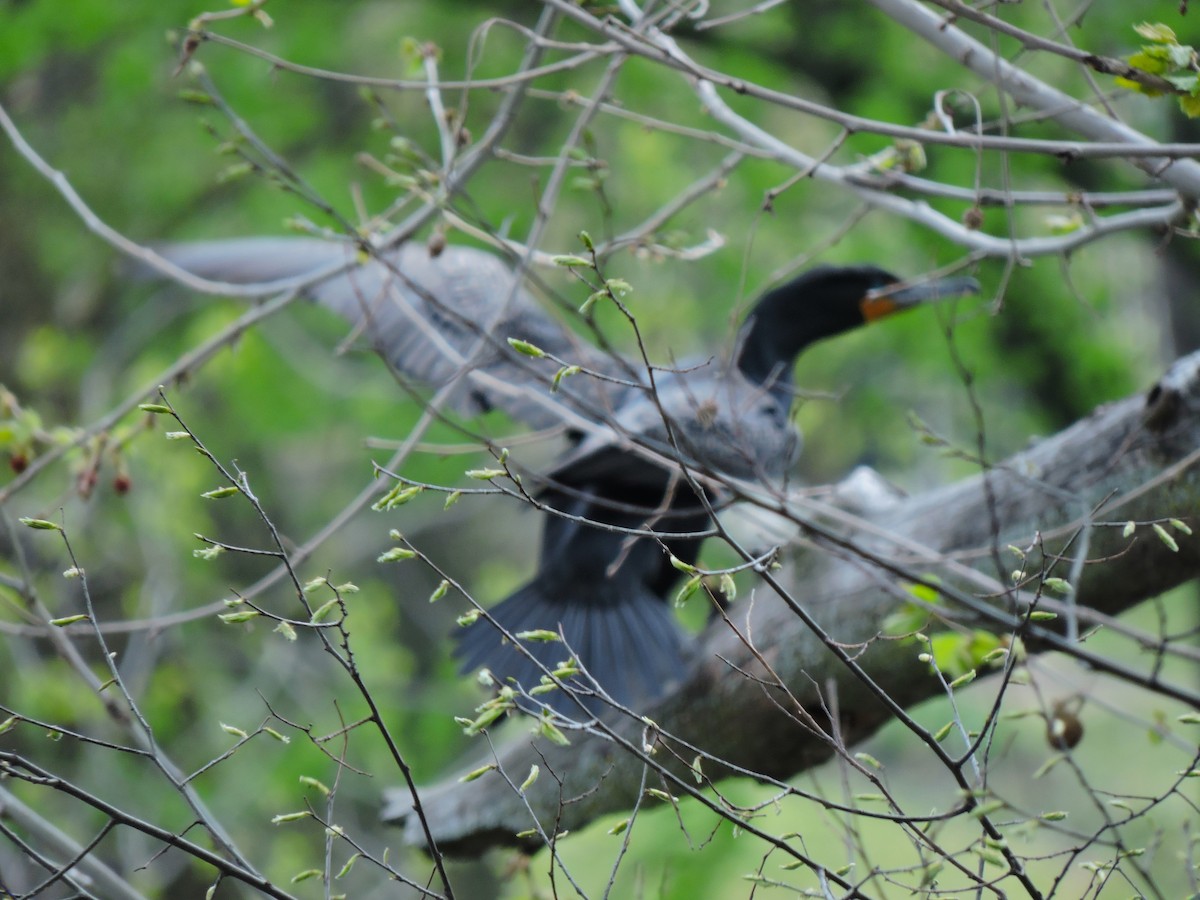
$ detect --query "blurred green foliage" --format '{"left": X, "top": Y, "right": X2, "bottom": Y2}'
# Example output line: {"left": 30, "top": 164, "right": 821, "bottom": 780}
{"left": 1, "top": 1, "right": 1197, "bottom": 897}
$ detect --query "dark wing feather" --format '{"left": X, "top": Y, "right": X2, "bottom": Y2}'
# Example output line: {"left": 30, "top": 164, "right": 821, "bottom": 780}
{"left": 157, "top": 237, "right": 635, "bottom": 430}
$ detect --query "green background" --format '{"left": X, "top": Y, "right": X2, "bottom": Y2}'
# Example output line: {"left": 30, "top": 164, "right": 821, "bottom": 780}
{"left": 1, "top": 1, "right": 1197, "bottom": 896}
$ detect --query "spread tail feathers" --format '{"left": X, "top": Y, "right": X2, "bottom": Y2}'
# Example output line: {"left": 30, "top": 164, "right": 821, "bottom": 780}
{"left": 453, "top": 581, "right": 684, "bottom": 718}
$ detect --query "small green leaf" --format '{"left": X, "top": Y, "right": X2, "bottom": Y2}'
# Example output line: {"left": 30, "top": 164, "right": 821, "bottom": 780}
{"left": 1039, "top": 810, "right": 1069, "bottom": 822}
{"left": 853, "top": 793, "right": 886, "bottom": 803}
{"left": 920, "top": 862, "right": 944, "bottom": 887}
{"left": 264, "top": 727, "right": 290, "bottom": 743}
{"left": 604, "top": 278, "right": 633, "bottom": 297}
{"left": 1122, "top": 520, "right": 1136, "bottom": 538}
{"left": 444, "top": 490, "right": 463, "bottom": 509}
{"left": 552, "top": 365, "right": 581, "bottom": 391}
{"left": 949, "top": 670, "right": 977, "bottom": 690}
{"left": 1134, "top": 22, "right": 1178, "bottom": 43}
{"left": 49, "top": 614, "right": 89, "bottom": 627}
{"left": 551, "top": 254, "right": 592, "bottom": 268}
{"left": 220, "top": 722, "right": 249, "bottom": 739}
{"left": 309, "top": 597, "right": 340, "bottom": 624}
{"left": 854, "top": 752, "right": 882, "bottom": 769}
{"left": 459, "top": 763, "right": 498, "bottom": 783}
{"left": 515, "top": 629, "right": 561, "bottom": 642}
{"left": 718, "top": 572, "right": 737, "bottom": 602}
{"left": 970, "top": 799, "right": 1006, "bottom": 819}
{"left": 429, "top": 580, "right": 449, "bottom": 603}
{"left": 177, "top": 89, "right": 214, "bottom": 105}
{"left": 519, "top": 765, "right": 539, "bottom": 792}
{"left": 465, "top": 468, "right": 505, "bottom": 480}
{"left": 1042, "top": 577, "right": 1072, "bottom": 594}
{"left": 138, "top": 403, "right": 173, "bottom": 414}
{"left": 377, "top": 547, "right": 417, "bottom": 563}
{"left": 507, "top": 338, "right": 546, "bottom": 358}
{"left": 607, "top": 818, "right": 629, "bottom": 835}
{"left": 1165, "top": 43, "right": 1195, "bottom": 68}
{"left": 1169, "top": 518, "right": 1193, "bottom": 535}
{"left": 674, "top": 575, "right": 702, "bottom": 607}
{"left": 217, "top": 162, "right": 254, "bottom": 184}
{"left": 578, "top": 230, "right": 594, "bottom": 251}
{"left": 290, "top": 870, "right": 322, "bottom": 884}
{"left": 336, "top": 853, "right": 361, "bottom": 879}
{"left": 201, "top": 486, "right": 239, "bottom": 499}
{"left": 461, "top": 703, "right": 506, "bottom": 735}
{"left": 274, "top": 621, "right": 297, "bottom": 642}
{"left": 579, "top": 290, "right": 606, "bottom": 314}
{"left": 19, "top": 517, "right": 60, "bottom": 531}
{"left": 552, "top": 659, "right": 580, "bottom": 678}
{"left": 669, "top": 555, "right": 697, "bottom": 574}
{"left": 373, "top": 484, "right": 424, "bottom": 511}
{"left": 1127, "top": 50, "right": 1169, "bottom": 77}
{"left": 1165, "top": 73, "right": 1200, "bottom": 93}
{"left": 974, "top": 847, "right": 1005, "bottom": 867}
{"left": 536, "top": 717, "right": 571, "bottom": 747}
{"left": 892, "top": 138, "right": 926, "bottom": 173}
{"left": 218, "top": 610, "right": 261, "bottom": 624}
{"left": 295, "top": 775, "right": 330, "bottom": 796}
{"left": 1045, "top": 212, "right": 1083, "bottom": 234}
{"left": 882, "top": 604, "right": 927, "bottom": 637}
{"left": 1028, "top": 610, "right": 1058, "bottom": 622}
{"left": 905, "top": 578, "right": 942, "bottom": 603}
{"left": 1153, "top": 523, "right": 1179, "bottom": 552}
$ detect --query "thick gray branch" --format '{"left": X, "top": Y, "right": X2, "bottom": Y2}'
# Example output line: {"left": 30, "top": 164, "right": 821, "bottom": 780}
{"left": 385, "top": 351, "right": 1200, "bottom": 854}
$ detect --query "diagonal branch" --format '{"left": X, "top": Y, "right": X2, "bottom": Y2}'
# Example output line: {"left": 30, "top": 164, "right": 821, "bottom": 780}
{"left": 385, "top": 349, "right": 1200, "bottom": 854}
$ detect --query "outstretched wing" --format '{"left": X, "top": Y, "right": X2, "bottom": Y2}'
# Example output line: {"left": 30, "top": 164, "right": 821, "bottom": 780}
{"left": 157, "top": 237, "right": 637, "bottom": 431}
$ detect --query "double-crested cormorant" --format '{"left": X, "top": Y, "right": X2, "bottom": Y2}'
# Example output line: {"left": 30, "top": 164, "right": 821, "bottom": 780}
{"left": 156, "top": 239, "right": 978, "bottom": 716}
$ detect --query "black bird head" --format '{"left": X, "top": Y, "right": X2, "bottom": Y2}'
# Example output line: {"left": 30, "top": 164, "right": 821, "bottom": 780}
{"left": 735, "top": 264, "right": 979, "bottom": 387}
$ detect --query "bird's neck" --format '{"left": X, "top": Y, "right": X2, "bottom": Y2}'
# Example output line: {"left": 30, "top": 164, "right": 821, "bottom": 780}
{"left": 734, "top": 309, "right": 821, "bottom": 391}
